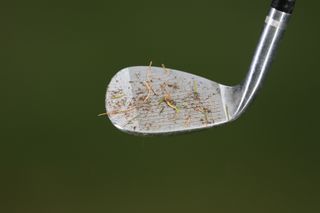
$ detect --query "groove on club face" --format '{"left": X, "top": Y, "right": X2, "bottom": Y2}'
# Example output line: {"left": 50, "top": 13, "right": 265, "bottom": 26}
{"left": 105, "top": 66, "right": 231, "bottom": 135}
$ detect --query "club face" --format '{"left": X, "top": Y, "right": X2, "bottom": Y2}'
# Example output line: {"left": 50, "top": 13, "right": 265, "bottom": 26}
{"left": 105, "top": 66, "right": 233, "bottom": 135}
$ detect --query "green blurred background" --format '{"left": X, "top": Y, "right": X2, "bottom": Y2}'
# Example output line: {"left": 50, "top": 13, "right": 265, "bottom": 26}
{"left": 2, "top": 0, "right": 320, "bottom": 212}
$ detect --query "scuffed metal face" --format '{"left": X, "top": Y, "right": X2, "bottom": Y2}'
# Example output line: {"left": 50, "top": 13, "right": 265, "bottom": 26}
{"left": 105, "top": 66, "right": 229, "bottom": 135}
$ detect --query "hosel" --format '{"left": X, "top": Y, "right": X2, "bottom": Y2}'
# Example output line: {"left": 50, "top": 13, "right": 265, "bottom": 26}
{"left": 234, "top": 1, "right": 295, "bottom": 118}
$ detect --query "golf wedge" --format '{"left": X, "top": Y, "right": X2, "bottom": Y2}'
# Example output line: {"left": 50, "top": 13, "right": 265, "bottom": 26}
{"left": 102, "top": 0, "right": 296, "bottom": 135}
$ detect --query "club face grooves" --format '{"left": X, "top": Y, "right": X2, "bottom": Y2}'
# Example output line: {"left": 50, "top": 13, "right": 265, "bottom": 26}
{"left": 106, "top": 66, "right": 229, "bottom": 135}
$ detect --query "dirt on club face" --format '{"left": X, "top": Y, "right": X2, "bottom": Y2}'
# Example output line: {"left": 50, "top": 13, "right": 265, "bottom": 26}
{"left": 102, "top": 62, "right": 226, "bottom": 133}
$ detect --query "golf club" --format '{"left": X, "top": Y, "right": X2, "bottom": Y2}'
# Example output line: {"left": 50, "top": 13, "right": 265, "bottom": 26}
{"left": 103, "top": 0, "right": 296, "bottom": 135}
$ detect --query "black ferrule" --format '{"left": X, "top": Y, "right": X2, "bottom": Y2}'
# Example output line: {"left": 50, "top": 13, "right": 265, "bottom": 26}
{"left": 271, "top": 0, "right": 296, "bottom": 14}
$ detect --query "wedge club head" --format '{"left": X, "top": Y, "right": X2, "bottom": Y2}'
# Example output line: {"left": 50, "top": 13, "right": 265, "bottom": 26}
{"left": 103, "top": 1, "right": 295, "bottom": 135}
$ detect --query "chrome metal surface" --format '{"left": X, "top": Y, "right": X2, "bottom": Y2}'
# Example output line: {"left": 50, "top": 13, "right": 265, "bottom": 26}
{"left": 104, "top": 8, "right": 292, "bottom": 135}
{"left": 232, "top": 8, "right": 291, "bottom": 119}
{"left": 106, "top": 66, "right": 227, "bottom": 135}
